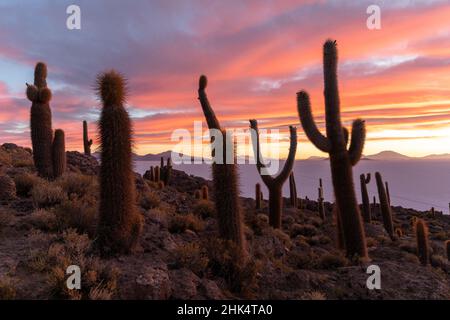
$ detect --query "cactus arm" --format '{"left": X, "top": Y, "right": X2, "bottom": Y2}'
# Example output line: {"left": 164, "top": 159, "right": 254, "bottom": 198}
{"left": 343, "top": 127, "right": 349, "bottom": 146}
{"left": 274, "top": 126, "right": 298, "bottom": 184}
{"left": 348, "top": 119, "right": 366, "bottom": 166}
{"left": 198, "top": 75, "right": 221, "bottom": 131}
{"left": 296, "top": 91, "right": 330, "bottom": 153}
{"left": 365, "top": 173, "right": 371, "bottom": 184}
{"left": 249, "top": 119, "right": 274, "bottom": 186}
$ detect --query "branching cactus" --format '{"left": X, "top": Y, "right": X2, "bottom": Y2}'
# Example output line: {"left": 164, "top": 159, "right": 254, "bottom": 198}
{"left": 83, "top": 120, "right": 93, "bottom": 156}
{"left": 52, "top": 129, "right": 66, "bottom": 178}
{"left": 255, "top": 183, "right": 262, "bottom": 209}
{"left": 375, "top": 172, "right": 395, "bottom": 240}
{"left": 26, "top": 62, "right": 54, "bottom": 179}
{"left": 198, "top": 75, "right": 246, "bottom": 255}
{"left": 249, "top": 119, "right": 297, "bottom": 229}
{"left": 96, "top": 70, "right": 142, "bottom": 255}
{"left": 289, "top": 172, "right": 298, "bottom": 208}
{"left": 415, "top": 219, "right": 429, "bottom": 266}
{"left": 360, "top": 173, "right": 371, "bottom": 223}
{"left": 296, "top": 40, "right": 367, "bottom": 259}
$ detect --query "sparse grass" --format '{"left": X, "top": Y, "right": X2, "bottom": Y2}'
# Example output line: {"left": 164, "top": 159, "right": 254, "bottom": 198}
{"left": 27, "top": 209, "right": 58, "bottom": 232}
{"left": 301, "top": 291, "right": 326, "bottom": 300}
{"left": 54, "top": 198, "right": 98, "bottom": 237}
{"left": 0, "top": 277, "right": 16, "bottom": 300}
{"left": 290, "top": 223, "right": 318, "bottom": 237}
{"left": 173, "top": 243, "right": 209, "bottom": 276}
{"left": 193, "top": 200, "right": 215, "bottom": 219}
{"left": 318, "top": 252, "right": 349, "bottom": 269}
{"left": 168, "top": 213, "right": 204, "bottom": 233}
{"left": 14, "top": 173, "right": 42, "bottom": 197}
{"left": 139, "top": 191, "right": 160, "bottom": 210}
{"left": 31, "top": 181, "right": 66, "bottom": 208}
{"left": 56, "top": 172, "right": 98, "bottom": 199}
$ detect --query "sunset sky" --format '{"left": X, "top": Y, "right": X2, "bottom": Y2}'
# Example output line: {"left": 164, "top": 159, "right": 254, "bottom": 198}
{"left": 1, "top": 0, "right": 450, "bottom": 159}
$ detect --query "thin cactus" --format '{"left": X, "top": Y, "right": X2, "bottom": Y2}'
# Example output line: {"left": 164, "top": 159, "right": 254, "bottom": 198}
{"left": 52, "top": 129, "right": 66, "bottom": 178}
{"left": 296, "top": 40, "right": 367, "bottom": 259}
{"left": 26, "top": 62, "right": 53, "bottom": 179}
{"left": 83, "top": 120, "right": 93, "bottom": 156}
{"left": 385, "top": 181, "right": 391, "bottom": 205}
{"left": 360, "top": 173, "right": 371, "bottom": 223}
{"left": 201, "top": 185, "right": 209, "bottom": 201}
{"left": 289, "top": 172, "right": 298, "bottom": 208}
{"left": 255, "top": 183, "right": 262, "bottom": 209}
{"left": 160, "top": 157, "right": 172, "bottom": 186}
{"left": 249, "top": 119, "right": 297, "bottom": 229}
{"left": 375, "top": 172, "right": 395, "bottom": 240}
{"left": 197, "top": 75, "right": 246, "bottom": 255}
{"left": 154, "top": 166, "right": 160, "bottom": 183}
{"left": 415, "top": 219, "right": 429, "bottom": 266}
{"left": 318, "top": 186, "right": 325, "bottom": 220}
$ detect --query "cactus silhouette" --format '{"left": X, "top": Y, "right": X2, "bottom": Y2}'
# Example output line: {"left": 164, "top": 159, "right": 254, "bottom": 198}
{"left": 333, "top": 203, "right": 345, "bottom": 250}
{"left": 318, "top": 185, "right": 325, "bottom": 220}
{"left": 154, "top": 166, "right": 160, "bottom": 183}
{"left": 83, "top": 120, "right": 93, "bottom": 156}
{"left": 296, "top": 40, "right": 367, "bottom": 259}
{"left": 360, "top": 173, "right": 371, "bottom": 223}
{"left": 385, "top": 181, "right": 391, "bottom": 205}
{"left": 194, "top": 190, "right": 201, "bottom": 200}
{"left": 249, "top": 119, "right": 297, "bottom": 229}
{"left": 201, "top": 185, "right": 209, "bottom": 201}
{"left": 415, "top": 219, "right": 429, "bottom": 266}
{"left": 255, "top": 183, "right": 262, "bottom": 209}
{"left": 96, "top": 70, "right": 142, "bottom": 255}
{"left": 289, "top": 172, "right": 298, "bottom": 208}
{"left": 375, "top": 172, "right": 395, "bottom": 240}
{"left": 160, "top": 157, "right": 172, "bottom": 186}
{"left": 27, "top": 62, "right": 53, "bottom": 179}
{"left": 52, "top": 129, "right": 66, "bottom": 178}
{"left": 445, "top": 240, "right": 450, "bottom": 262}
{"left": 197, "top": 75, "right": 246, "bottom": 254}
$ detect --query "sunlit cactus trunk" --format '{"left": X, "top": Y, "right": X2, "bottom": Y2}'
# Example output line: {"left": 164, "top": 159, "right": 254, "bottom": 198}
{"left": 297, "top": 40, "right": 367, "bottom": 259}
{"left": 83, "top": 120, "right": 93, "bottom": 156}
{"left": 415, "top": 219, "right": 429, "bottom": 266}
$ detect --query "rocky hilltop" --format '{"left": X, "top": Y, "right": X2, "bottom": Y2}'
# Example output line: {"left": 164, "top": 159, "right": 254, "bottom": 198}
{"left": 0, "top": 143, "right": 449, "bottom": 299}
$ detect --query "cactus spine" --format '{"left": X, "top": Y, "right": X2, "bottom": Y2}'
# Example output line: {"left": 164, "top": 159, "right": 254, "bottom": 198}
{"left": 52, "top": 129, "right": 66, "bottom": 178}
{"left": 289, "top": 172, "right": 298, "bottom": 208}
{"left": 296, "top": 40, "right": 367, "bottom": 259}
{"left": 255, "top": 183, "right": 262, "bottom": 209}
{"left": 198, "top": 75, "right": 246, "bottom": 254}
{"left": 250, "top": 119, "right": 297, "bottom": 229}
{"left": 83, "top": 120, "right": 93, "bottom": 156}
{"left": 375, "top": 172, "right": 395, "bottom": 240}
{"left": 96, "top": 70, "right": 142, "bottom": 255}
{"left": 27, "top": 62, "right": 54, "bottom": 179}
{"left": 360, "top": 173, "right": 371, "bottom": 223}
{"left": 415, "top": 219, "right": 429, "bottom": 266}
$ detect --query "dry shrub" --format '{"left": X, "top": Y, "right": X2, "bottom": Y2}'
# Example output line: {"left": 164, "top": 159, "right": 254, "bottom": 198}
{"left": 204, "top": 238, "right": 259, "bottom": 297}
{"left": 14, "top": 173, "right": 42, "bottom": 197}
{"left": 54, "top": 198, "right": 98, "bottom": 237}
{"left": 318, "top": 252, "right": 349, "bottom": 269}
{"left": 301, "top": 291, "right": 326, "bottom": 300}
{"left": 56, "top": 172, "right": 98, "bottom": 199}
{"left": 173, "top": 243, "right": 209, "bottom": 276}
{"left": 193, "top": 200, "right": 215, "bottom": 219}
{"left": 0, "top": 175, "right": 16, "bottom": 200}
{"left": 27, "top": 209, "right": 58, "bottom": 232}
{"left": 290, "top": 223, "right": 318, "bottom": 237}
{"left": 31, "top": 181, "right": 66, "bottom": 208}
{"left": 12, "top": 157, "right": 34, "bottom": 168}
{"left": 168, "top": 213, "right": 204, "bottom": 234}
{"left": 0, "top": 149, "right": 12, "bottom": 166}
{"left": 0, "top": 277, "right": 16, "bottom": 300}
{"left": 139, "top": 191, "right": 160, "bottom": 210}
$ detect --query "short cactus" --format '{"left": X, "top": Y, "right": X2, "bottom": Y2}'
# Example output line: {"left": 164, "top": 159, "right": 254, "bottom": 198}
{"left": 296, "top": 40, "right": 367, "bottom": 259}
{"left": 160, "top": 157, "right": 172, "bottom": 186}
{"left": 249, "top": 119, "right": 297, "bottom": 229}
{"left": 52, "top": 129, "right": 66, "bottom": 178}
{"left": 198, "top": 75, "right": 246, "bottom": 255}
{"left": 360, "top": 173, "right": 371, "bottom": 223}
{"left": 375, "top": 172, "right": 395, "bottom": 240}
{"left": 415, "top": 219, "right": 429, "bottom": 266}
{"left": 83, "top": 120, "right": 93, "bottom": 156}
{"left": 201, "top": 185, "right": 209, "bottom": 201}
{"left": 255, "top": 183, "right": 262, "bottom": 209}
{"left": 318, "top": 185, "right": 325, "bottom": 220}
{"left": 154, "top": 166, "right": 160, "bottom": 183}
{"left": 194, "top": 190, "right": 201, "bottom": 200}
{"left": 96, "top": 70, "right": 142, "bottom": 255}
{"left": 27, "top": 62, "right": 54, "bottom": 179}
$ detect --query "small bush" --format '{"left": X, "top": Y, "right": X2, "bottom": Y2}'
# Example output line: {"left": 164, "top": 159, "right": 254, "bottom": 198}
{"left": 31, "top": 181, "right": 66, "bottom": 208}
{"left": 193, "top": 200, "right": 215, "bottom": 219}
{"left": 27, "top": 209, "right": 58, "bottom": 232}
{"left": 56, "top": 173, "right": 97, "bottom": 199}
{"left": 54, "top": 198, "right": 98, "bottom": 237}
{"left": 168, "top": 213, "right": 204, "bottom": 234}
{"left": 318, "top": 252, "right": 349, "bottom": 269}
{"left": 0, "top": 277, "right": 16, "bottom": 300}
{"left": 290, "top": 223, "right": 318, "bottom": 237}
{"left": 0, "top": 175, "right": 16, "bottom": 200}
{"left": 139, "top": 191, "right": 160, "bottom": 210}
{"left": 14, "top": 173, "right": 42, "bottom": 197}
{"left": 173, "top": 243, "right": 209, "bottom": 276}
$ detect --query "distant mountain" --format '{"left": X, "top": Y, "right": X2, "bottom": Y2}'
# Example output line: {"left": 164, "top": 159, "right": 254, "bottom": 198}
{"left": 421, "top": 153, "right": 450, "bottom": 160}
{"left": 305, "top": 156, "right": 327, "bottom": 161}
{"left": 364, "top": 151, "right": 412, "bottom": 161}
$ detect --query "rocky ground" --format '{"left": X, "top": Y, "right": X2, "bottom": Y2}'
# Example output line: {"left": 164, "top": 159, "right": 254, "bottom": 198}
{"left": 0, "top": 143, "right": 449, "bottom": 300}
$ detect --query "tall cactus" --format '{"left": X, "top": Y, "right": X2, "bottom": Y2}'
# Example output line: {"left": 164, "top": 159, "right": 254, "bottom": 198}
{"left": 26, "top": 62, "right": 53, "bottom": 179}
{"left": 375, "top": 172, "right": 395, "bottom": 240}
{"left": 197, "top": 75, "right": 246, "bottom": 254}
{"left": 52, "top": 129, "right": 66, "bottom": 178}
{"left": 160, "top": 157, "right": 172, "bottom": 186}
{"left": 249, "top": 119, "right": 297, "bottom": 229}
{"left": 318, "top": 184, "right": 325, "bottom": 220}
{"left": 360, "top": 173, "right": 371, "bottom": 223}
{"left": 289, "top": 172, "right": 298, "bottom": 208}
{"left": 96, "top": 70, "right": 142, "bottom": 255}
{"left": 385, "top": 181, "right": 391, "bottom": 205}
{"left": 296, "top": 40, "right": 367, "bottom": 259}
{"left": 83, "top": 120, "right": 93, "bottom": 156}
{"left": 415, "top": 219, "right": 429, "bottom": 266}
